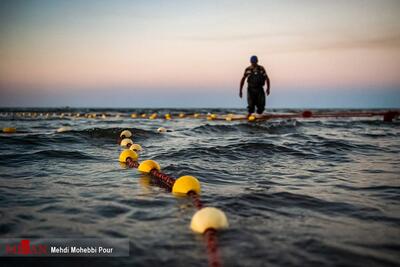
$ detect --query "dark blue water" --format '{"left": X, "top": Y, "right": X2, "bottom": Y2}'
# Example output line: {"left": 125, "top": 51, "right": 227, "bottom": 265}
{"left": 0, "top": 108, "right": 399, "bottom": 267}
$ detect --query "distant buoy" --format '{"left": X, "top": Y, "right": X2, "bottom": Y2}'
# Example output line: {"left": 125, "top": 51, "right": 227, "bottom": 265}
{"left": 3, "top": 127, "right": 16, "bottom": 133}
{"left": 190, "top": 207, "right": 229, "bottom": 234}
{"left": 101, "top": 114, "right": 107, "bottom": 119}
{"left": 207, "top": 114, "right": 216, "bottom": 120}
{"left": 383, "top": 111, "right": 399, "bottom": 122}
{"left": 120, "top": 130, "right": 132, "bottom": 138}
{"left": 157, "top": 127, "right": 167, "bottom": 133}
{"left": 302, "top": 110, "right": 313, "bottom": 118}
{"left": 129, "top": 144, "right": 143, "bottom": 152}
{"left": 56, "top": 126, "right": 72, "bottom": 133}
{"left": 130, "top": 113, "right": 137, "bottom": 118}
{"left": 248, "top": 115, "right": 256, "bottom": 121}
{"left": 179, "top": 113, "right": 185, "bottom": 118}
{"left": 120, "top": 138, "right": 133, "bottom": 148}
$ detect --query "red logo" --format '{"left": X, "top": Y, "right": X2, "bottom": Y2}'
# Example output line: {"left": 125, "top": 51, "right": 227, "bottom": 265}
{"left": 5, "top": 240, "right": 48, "bottom": 255}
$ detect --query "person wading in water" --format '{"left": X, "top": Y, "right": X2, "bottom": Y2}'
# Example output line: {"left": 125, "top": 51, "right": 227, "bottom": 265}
{"left": 239, "top": 55, "right": 271, "bottom": 117}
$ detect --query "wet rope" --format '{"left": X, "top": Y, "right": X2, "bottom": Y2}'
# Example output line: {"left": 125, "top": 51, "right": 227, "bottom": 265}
{"left": 149, "top": 169, "right": 176, "bottom": 189}
{"left": 126, "top": 157, "right": 139, "bottom": 169}
{"left": 188, "top": 191, "right": 203, "bottom": 209}
{"left": 204, "top": 229, "right": 221, "bottom": 267}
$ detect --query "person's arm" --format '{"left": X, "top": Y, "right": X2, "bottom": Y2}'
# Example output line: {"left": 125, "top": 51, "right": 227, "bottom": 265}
{"left": 261, "top": 66, "right": 270, "bottom": 95}
{"left": 265, "top": 72, "right": 270, "bottom": 96}
{"left": 239, "top": 76, "right": 246, "bottom": 98}
{"left": 239, "top": 68, "right": 250, "bottom": 98}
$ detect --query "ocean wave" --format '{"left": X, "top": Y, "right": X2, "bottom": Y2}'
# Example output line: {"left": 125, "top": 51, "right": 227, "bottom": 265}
{"left": 219, "top": 191, "right": 400, "bottom": 224}
{"left": 191, "top": 120, "right": 299, "bottom": 135}
{"left": 0, "top": 150, "right": 95, "bottom": 164}
{"left": 153, "top": 141, "right": 310, "bottom": 161}
{"left": 68, "top": 127, "right": 159, "bottom": 139}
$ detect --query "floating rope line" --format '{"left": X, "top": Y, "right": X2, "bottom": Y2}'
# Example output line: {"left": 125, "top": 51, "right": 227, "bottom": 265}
{"left": 2, "top": 110, "right": 399, "bottom": 134}
{"left": 118, "top": 130, "right": 228, "bottom": 267}
{"left": 122, "top": 110, "right": 399, "bottom": 122}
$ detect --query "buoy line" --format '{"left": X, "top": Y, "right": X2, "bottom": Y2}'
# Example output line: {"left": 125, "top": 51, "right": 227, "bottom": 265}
{"left": 2, "top": 110, "right": 398, "bottom": 125}
{"left": 118, "top": 130, "right": 228, "bottom": 267}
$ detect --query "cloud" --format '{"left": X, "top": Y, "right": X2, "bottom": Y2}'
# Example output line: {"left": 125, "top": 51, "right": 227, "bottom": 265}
{"left": 178, "top": 30, "right": 400, "bottom": 52}
{"left": 293, "top": 34, "right": 400, "bottom": 52}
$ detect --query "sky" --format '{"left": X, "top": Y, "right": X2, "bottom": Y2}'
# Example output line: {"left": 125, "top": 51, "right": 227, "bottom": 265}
{"left": 0, "top": 0, "right": 400, "bottom": 108}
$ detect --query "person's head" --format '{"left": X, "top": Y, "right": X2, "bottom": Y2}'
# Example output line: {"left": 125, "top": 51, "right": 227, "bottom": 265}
{"left": 250, "top": 55, "right": 258, "bottom": 65}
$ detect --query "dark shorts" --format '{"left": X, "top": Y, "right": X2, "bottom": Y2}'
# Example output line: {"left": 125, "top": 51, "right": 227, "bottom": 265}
{"left": 247, "top": 87, "right": 265, "bottom": 114}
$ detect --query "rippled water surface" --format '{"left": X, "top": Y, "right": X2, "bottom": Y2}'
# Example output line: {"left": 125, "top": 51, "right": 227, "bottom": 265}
{"left": 1, "top": 108, "right": 399, "bottom": 267}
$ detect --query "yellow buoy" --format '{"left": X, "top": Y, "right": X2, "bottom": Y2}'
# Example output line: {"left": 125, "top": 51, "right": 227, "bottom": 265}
{"left": 190, "top": 207, "right": 229, "bottom": 234}
{"left": 179, "top": 113, "right": 185, "bottom": 118}
{"left": 149, "top": 113, "right": 158, "bottom": 120}
{"left": 138, "top": 160, "right": 161, "bottom": 173}
{"left": 130, "top": 113, "right": 137, "bottom": 118}
{"left": 129, "top": 144, "right": 143, "bottom": 152}
{"left": 3, "top": 127, "right": 16, "bottom": 133}
{"left": 207, "top": 114, "right": 217, "bottom": 120}
{"left": 120, "top": 130, "right": 132, "bottom": 138}
{"left": 56, "top": 126, "right": 72, "bottom": 133}
{"left": 157, "top": 127, "right": 167, "bottom": 133}
{"left": 248, "top": 115, "right": 256, "bottom": 121}
{"left": 120, "top": 138, "right": 133, "bottom": 148}
{"left": 193, "top": 113, "right": 200, "bottom": 118}
{"left": 119, "top": 149, "right": 138, "bottom": 163}
{"left": 141, "top": 113, "right": 147, "bottom": 118}
{"left": 165, "top": 114, "right": 171, "bottom": 120}
{"left": 172, "top": 175, "right": 201, "bottom": 196}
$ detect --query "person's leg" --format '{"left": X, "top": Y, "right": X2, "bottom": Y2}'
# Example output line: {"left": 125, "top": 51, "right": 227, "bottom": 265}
{"left": 256, "top": 89, "right": 266, "bottom": 114}
{"left": 247, "top": 89, "right": 256, "bottom": 115}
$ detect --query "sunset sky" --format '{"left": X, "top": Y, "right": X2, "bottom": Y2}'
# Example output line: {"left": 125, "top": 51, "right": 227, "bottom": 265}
{"left": 0, "top": 0, "right": 399, "bottom": 108}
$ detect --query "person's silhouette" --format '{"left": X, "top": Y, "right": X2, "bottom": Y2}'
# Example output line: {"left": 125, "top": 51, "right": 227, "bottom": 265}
{"left": 239, "top": 55, "right": 270, "bottom": 116}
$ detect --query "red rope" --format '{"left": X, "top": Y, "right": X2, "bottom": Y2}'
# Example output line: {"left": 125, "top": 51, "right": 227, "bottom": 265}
{"left": 188, "top": 191, "right": 203, "bottom": 210}
{"left": 149, "top": 169, "right": 176, "bottom": 189}
{"left": 125, "top": 158, "right": 139, "bottom": 168}
{"left": 204, "top": 229, "right": 222, "bottom": 267}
